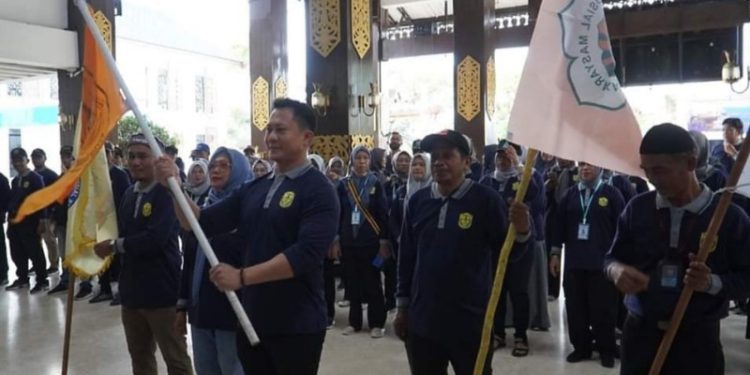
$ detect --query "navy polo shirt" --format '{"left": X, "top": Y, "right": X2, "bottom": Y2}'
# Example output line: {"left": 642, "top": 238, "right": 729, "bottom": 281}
{"left": 605, "top": 188, "right": 750, "bottom": 323}
{"left": 8, "top": 171, "right": 45, "bottom": 224}
{"left": 337, "top": 175, "right": 389, "bottom": 248}
{"left": 199, "top": 161, "right": 340, "bottom": 336}
{"left": 116, "top": 181, "right": 181, "bottom": 309}
{"left": 397, "top": 179, "right": 533, "bottom": 345}
{"left": 0, "top": 172, "right": 10, "bottom": 223}
{"left": 478, "top": 170, "right": 545, "bottom": 240}
{"left": 550, "top": 182, "right": 625, "bottom": 271}
{"left": 35, "top": 167, "right": 58, "bottom": 187}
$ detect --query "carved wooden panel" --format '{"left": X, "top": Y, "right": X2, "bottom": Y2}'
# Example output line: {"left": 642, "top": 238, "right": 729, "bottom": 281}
{"left": 456, "top": 55, "right": 481, "bottom": 122}
{"left": 92, "top": 10, "right": 113, "bottom": 51}
{"left": 311, "top": 135, "right": 350, "bottom": 163}
{"left": 274, "top": 76, "right": 288, "bottom": 99}
{"left": 350, "top": 134, "right": 374, "bottom": 150}
{"left": 252, "top": 76, "right": 270, "bottom": 131}
{"left": 486, "top": 56, "right": 496, "bottom": 119}
{"left": 351, "top": 0, "right": 371, "bottom": 59}
{"left": 309, "top": 0, "right": 341, "bottom": 58}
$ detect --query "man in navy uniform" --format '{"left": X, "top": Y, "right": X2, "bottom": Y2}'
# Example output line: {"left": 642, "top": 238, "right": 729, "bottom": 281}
{"left": 549, "top": 161, "right": 625, "bottom": 368}
{"left": 157, "top": 98, "right": 340, "bottom": 375}
{"left": 0, "top": 169, "right": 10, "bottom": 285}
{"left": 710, "top": 117, "right": 744, "bottom": 174}
{"left": 5, "top": 148, "right": 49, "bottom": 292}
{"left": 605, "top": 123, "right": 750, "bottom": 374}
{"left": 394, "top": 130, "right": 533, "bottom": 374}
{"left": 94, "top": 135, "right": 193, "bottom": 374}
{"left": 31, "top": 148, "right": 60, "bottom": 273}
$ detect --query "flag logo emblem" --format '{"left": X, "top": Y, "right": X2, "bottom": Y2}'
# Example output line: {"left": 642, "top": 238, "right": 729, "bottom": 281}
{"left": 512, "top": 182, "right": 520, "bottom": 191}
{"left": 142, "top": 202, "right": 152, "bottom": 217}
{"left": 700, "top": 232, "right": 718, "bottom": 253}
{"left": 559, "top": 0, "right": 626, "bottom": 110}
{"left": 279, "top": 191, "right": 295, "bottom": 208}
{"left": 458, "top": 212, "right": 473, "bottom": 230}
{"left": 598, "top": 197, "right": 608, "bottom": 207}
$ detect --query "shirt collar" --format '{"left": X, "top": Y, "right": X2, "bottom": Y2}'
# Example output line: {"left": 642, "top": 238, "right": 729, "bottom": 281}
{"left": 133, "top": 180, "right": 158, "bottom": 194}
{"left": 431, "top": 178, "right": 473, "bottom": 200}
{"left": 655, "top": 184, "right": 713, "bottom": 214}
{"left": 273, "top": 160, "right": 312, "bottom": 180}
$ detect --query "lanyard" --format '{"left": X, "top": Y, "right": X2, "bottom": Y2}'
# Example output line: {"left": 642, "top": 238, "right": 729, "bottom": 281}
{"left": 578, "top": 180, "right": 603, "bottom": 224}
{"left": 354, "top": 175, "right": 371, "bottom": 212}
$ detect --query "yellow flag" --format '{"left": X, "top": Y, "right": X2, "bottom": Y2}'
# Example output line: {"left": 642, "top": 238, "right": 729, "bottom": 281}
{"left": 64, "top": 111, "right": 119, "bottom": 277}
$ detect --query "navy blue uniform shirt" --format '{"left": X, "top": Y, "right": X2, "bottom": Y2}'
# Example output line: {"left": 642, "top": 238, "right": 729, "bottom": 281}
{"left": 397, "top": 179, "right": 533, "bottom": 345}
{"left": 605, "top": 188, "right": 750, "bottom": 323}
{"left": 116, "top": 182, "right": 181, "bottom": 309}
{"left": 337, "top": 175, "right": 389, "bottom": 248}
{"left": 199, "top": 163, "right": 340, "bottom": 336}
{"left": 0, "top": 172, "right": 9, "bottom": 223}
{"left": 110, "top": 166, "right": 132, "bottom": 215}
{"left": 479, "top": 170, "right": 544, "bottom": 240}
{"left": 550, "top": 183, "right": 625, "bottom": 270}
{"left": 8, "top": 171, "right": 45, "bottom": 224}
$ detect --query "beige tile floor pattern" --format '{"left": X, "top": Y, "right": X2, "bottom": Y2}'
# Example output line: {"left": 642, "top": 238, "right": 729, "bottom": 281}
{"left": 1, "top": 275, "right": 749, "bottom": 375}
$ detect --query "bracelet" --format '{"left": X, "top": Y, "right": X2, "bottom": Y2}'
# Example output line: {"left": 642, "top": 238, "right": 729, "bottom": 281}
{"left": 239, "top": 268, "right": 246, "bottom": 288}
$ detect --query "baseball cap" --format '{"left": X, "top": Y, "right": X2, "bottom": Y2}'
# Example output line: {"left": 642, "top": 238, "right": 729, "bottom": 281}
{"left": 421, "top": 130, "right": 471, "bottom": 156}
{"left": 193, "top": 143, "right": 210, "bottom": 154}
{"left": 497, "top": 139, "right": 522, "bottom": 156}
{"left": 128, "top": 133, "right": 165, "bottom": 151}
{"left": 60, "top": 146, "right": 74, "bottom": 157}
{"left": 31, "top": 148, "right": 46, "bottom": 158}
{"left": 10, "top": 147, "right": 28, "bottom": 160}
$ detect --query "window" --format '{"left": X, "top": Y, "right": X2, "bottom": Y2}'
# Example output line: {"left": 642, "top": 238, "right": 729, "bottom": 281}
{"left": 157, "top": 69, "right": 169, "bottom": 110}
{"left": 50, "top": 76, "right": 59, "bottom": 100}
{"left": 205, "top": 77, "right": 214, "bottom": 114}
{"left": 7, "top": 81, "right": 22, "bottom": 97}
{"left": 195, "top": 76, "right": 205, "bottom": 113}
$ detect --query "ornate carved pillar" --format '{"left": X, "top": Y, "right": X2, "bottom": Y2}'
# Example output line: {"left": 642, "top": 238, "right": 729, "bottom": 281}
{"left": 453, "top": 0, "right": 494, "bottom": 155}
{"left": 58, "top": 0, "right": 117, "bottom": 146}
{"left": 249, "top": 0, "right": 288, "bottom": 151}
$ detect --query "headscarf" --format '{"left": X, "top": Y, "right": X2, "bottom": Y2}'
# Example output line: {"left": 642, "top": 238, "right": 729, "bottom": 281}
{"left": 252, "top": 159, "right": 273, "bottom": 178}
{"left": 192, "top": 147, "right": 251, "bottom": 304}
{"left": 689, "top": 130, "right": 716, "bottom": 182}
{"left": 347, "top": 145, "right": 378, "bottom": 209}
{"left": 406, "top": 153, "right": 432, "bottom": 199}
{"left": 370, "top": 147, "right": 386, "bottom": 173}
{"left": 327, "top": 156, "right": 344, "bottom": 175}
{"left": 184, "top": 159, "right": 210, "bottom": 199}
{"left": 308, "top": 154, "right": 326, "bottom": 171}
{"left": 492, "top": 149, "right": 520, "bottom": 185}
{"left": 391, "top": 150, "right": 412, "bottom": 179}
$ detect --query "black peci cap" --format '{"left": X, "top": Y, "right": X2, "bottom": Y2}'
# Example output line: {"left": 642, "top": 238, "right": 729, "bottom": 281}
{"left": 640, "top": 123, "right": 697, "bottom": 155}
{"left": 421, "top": 130, "right": 471, "bottom": 156}
{"left": 30, "top": 148, "right": 46, "bottom": 158}
{"left": 10, "top": 147, "right": 28, "bottom": 160}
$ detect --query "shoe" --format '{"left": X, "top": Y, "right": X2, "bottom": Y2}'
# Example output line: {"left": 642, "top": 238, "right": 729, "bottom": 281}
{"left": 47, "top": 266, "right": 59, "bottom": 274}
{"left": 566, "top": 350, "right": 592, "bottom": 363}
{"left": 327, "top": 319, "right": 335, "bottom": 330}
{"left": 342, "top": 326, "right": 358, "bottom": 336}
{"left": 370, "top": 327, "right": 385, "bottom": 338}
{"left": 600, "top": 354, "right": 615, "bottom": 368}
{"left": 75, "top": 285, "right": 93, "bottom": 300}
{"left": 493, "top": 335, "right": 506, "bottom": 350}
{"left": 89, "top": 291, "right": 112, "bottom": 303}
{"left": 530, "top": 326, "right": 549, "bottom": 332}
{"left": 29, "top": 268, "right": 36, "bottom": 275}
{"left": 5, "top": 279, "right": 29, "bottom": 291}
{"left": 30, "top": 281, "right": 50, "bottom": 294}
{"left": 337, "top": 300, "right": 350, "bottom": 308}
{"left": 109, "top": 293, "right": 121, "bottom": 306}
{"left": 48, "top": 283, "right": 68, "bottom": 294}
{"left": 547, "top": 296, "right": 558, "bottom": 302}
{"left": 0, "top": 279, "right": 8, "bottom": 286}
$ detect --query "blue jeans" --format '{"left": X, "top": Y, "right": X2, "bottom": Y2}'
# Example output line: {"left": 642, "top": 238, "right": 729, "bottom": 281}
{"left": 191, "top": 326, "right": 244, "bottom": 375}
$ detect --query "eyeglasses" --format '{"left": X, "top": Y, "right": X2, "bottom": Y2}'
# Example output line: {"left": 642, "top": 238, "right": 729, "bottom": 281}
{"left": 209, "top": 161, "right": 232, "bottom": 171}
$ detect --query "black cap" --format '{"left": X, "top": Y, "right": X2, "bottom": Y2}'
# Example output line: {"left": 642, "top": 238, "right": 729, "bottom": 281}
{"left": 640, "top": 123, "right": 697, "bottom": 155}
{"left": 30, "top": 148, "right": 46, "bottom": 158}
{"left": 104, "top": 142, "right": 114, "bottom": 153}
{"left": 10, "top": 147, "right": 27, "bottom": 160}
{"left": 421, "top": 130, "right": 471, "bottom": 156}
{"left": 128, "top": 133, "right": 165, "bottom": 151}
{"left": 497, "top": 139, "right": 522, "bottom": 156}
{"left": 412, "top": 139, "right": 422, "bottom": 153}
{"left": 60, "top": 146, "right": 74, "bottom": 157}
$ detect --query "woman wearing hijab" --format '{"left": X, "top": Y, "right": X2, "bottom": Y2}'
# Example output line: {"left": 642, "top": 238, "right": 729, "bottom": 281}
{"left": 184, "top": 160, "right": 210, "bottom": 205}
{"left": 479, "top": 140, "right": 548, "bottom": 357}
{"left": 252, "top": 159, "right": 272, "bottom": 180}
{"left": 308, "top": 154, "right": 326, "bottom": 172}
{"left": 176, "top": 147, "right": 251, "bottom": 375}
{"left": 332, "top": 145, "right": 390, "bottom": 338}
{"left": 323, "top": 155, "right": 346, "bottom": 326}
{"left": 326, "top": 156, "right": 345, "bottom": 186}
{"left": 370, "top": 147, "right": 387, "bottom": 184}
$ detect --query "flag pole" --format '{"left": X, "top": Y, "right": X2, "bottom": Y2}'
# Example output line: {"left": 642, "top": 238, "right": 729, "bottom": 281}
{"left": 648, "top": 130, "right": 750, "bottom": 375}
{"left": 73, "top": 0, "right": 259, "bottom": 345}
{"left": 61, "top": 276, "right": 76, "bottom": 375}
{"left": 473, "top": 148, "right": 538, "bottom": 375}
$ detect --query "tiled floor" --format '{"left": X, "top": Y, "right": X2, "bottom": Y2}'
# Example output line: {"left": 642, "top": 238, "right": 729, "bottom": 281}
{"left": 1, "top": 275, "right": 749, "bottom": 375}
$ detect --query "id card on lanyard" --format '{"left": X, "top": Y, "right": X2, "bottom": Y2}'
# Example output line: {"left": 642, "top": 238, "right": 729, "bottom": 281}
{"left": 352, "top": 176, "right": 370, "bottom": 225}
{"left": 577, "top": 181, "right": 602, "bottom": 241}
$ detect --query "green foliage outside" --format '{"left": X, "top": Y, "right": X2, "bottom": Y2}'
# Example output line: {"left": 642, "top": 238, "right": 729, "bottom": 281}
{"left": 116, "top": 115, "right": 179, "bottom": 150}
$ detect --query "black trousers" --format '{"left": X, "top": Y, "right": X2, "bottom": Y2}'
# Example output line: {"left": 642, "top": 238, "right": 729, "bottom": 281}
{"left": 383, "top": 256, "right": 397, "bottom": 310}
{"left": 495, "top": 248, "right": 533, "bottom": 339}
{"left": 621, "top": 314, "right": 720, "bottom": 375}
{"left": 99, "top": 253, "right": 121, "bottom": 293}
{"left": 0, "top": 222, "right": 8, "bottom": 280}
{"left": 236, "top": 331, "right": 325, "bottom": 375}
{"left": 406, "top": 332, "right": 492, "bottom": 375}
{"left": 342, "top": 244, "right": 386, "bottom": 330}
{"left": 323, "top": 258, "right": 336, "bottom": 321}
{"left": 546, "top": 242, "right": 561, "bottom": 298}
{"left": 7, "top": 221, "right": 47, "bottom": 283}
{"left": 563, "top": 269, "right": 617, "bottom": 355}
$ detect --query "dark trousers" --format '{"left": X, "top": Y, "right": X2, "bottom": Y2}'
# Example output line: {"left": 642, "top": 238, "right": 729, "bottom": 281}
{"left": 0, "top": 222, "right": 8, "bottom": 280}
{"left": 342, "top": 245, "right": 386, "bottom": 330}
{"left": 546, "top": 242, "right": 560, "bottom": 298}
{"left": 383, "top": 256, "right": 397, "bottom": 310}
{"left": 100, "top": 253, "right": 122, "bottom": 293}
{"left": 236, "top": 331, "right": 325, "bottom": 375}
{"left": 495, "top": 249, "right": 533, "bottom": 339}
{"left": 406, "top": 332, "right": 492, "bottom": 375}
{"left": 621, "top": 314, "right": 720, "bottom": 375}
{"left": 563, "top": 269, "right": 617, "bottom": 355}
{"left": 7, "top": 222, "right": 47, "bottom": 283}
{"left": 323, "top": 258, "right": 336, "bottom": 321}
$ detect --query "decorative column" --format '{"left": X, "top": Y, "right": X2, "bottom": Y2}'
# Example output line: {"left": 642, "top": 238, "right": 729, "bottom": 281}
{"left": 453, "top": 0, "right": 494, "bottom": 155}
{"left": 249, "top": 0, "right": 289, "bottom": 151}
{"left": 58, "top": 0, "right": 117, "bottom": 146}
{"left": 306, "top": 0, "right": 378, "bottom": 164}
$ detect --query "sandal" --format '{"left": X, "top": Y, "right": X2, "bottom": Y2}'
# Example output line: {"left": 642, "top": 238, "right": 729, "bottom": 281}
{"left": 512, "top": 337, "right": 529, "bottom": 357}
{"left": 492, "top": 335, "right": 506, "bottom": 350}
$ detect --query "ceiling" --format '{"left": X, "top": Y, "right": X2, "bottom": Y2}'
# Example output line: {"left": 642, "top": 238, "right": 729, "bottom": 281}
{"left": 382, "top": 0, "right": 528, "bottom": 21}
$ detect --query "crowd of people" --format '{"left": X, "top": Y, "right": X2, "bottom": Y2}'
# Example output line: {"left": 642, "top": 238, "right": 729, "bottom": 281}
{"left": 1, "top": 99, "right": 750, "bottom": 375}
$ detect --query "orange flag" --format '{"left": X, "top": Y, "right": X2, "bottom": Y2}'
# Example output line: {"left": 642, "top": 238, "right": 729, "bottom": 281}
{"left": 13, "top": 23, "right": 128, "bottom": 223}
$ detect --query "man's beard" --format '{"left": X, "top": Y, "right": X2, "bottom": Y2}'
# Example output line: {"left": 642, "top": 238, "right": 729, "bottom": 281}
{"left": 389, "top": 144, "right": 400, "bottom": 151}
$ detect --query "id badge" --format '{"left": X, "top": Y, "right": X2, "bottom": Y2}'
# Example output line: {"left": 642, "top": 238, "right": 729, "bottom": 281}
{"left": 351, "top": 209, "right": 361, "bottom": 225}
{"left": 577, "top": 223, "right": 590, "bottom": 240}
{"left": 659, "top": 262, "right": 681, "bottom": 289}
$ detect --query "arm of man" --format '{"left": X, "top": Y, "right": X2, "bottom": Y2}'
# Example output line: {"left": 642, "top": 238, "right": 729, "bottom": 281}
{"left": 702, "top": 208, "right": 750, "bottom": 298}
{"left": 394, "top": 197, "right": 418, "bottom": 340}
{"left": 604, "top": 205, "right": 650, "bottom": 294}
{"left": 115, "top": 189, "right": 179, "bottom": 259}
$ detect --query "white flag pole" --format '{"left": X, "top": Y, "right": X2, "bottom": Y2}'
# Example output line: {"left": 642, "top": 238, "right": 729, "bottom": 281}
{"left": 73, "top": 0, "right": 259, "bottom": 345}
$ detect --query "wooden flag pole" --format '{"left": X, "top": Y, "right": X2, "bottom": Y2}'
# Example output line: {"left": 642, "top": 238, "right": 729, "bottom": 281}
{"left": 61, "top": 277, "right": 76, "bottom": 375}
{"left": 473, "top": 149, "right": 538, "bottom": 375}
{"left": 649, "top": 131, "right": 750, "bottom": 375}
